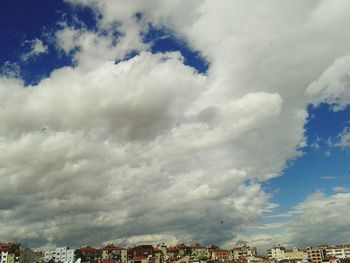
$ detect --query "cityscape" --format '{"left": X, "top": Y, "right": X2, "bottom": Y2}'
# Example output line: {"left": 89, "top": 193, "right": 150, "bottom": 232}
{"left": 1, "top": 242, "right": 350, "bottom": 263}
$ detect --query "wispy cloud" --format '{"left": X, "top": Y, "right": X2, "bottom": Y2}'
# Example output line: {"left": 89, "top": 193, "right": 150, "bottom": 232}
{"left": 21, "top": 38, "right": 48, "bottom": 62}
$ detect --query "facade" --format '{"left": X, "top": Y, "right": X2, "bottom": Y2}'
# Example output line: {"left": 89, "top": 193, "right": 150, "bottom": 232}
{"left": 267, "top": 247, "right": 286, "bottom": 261}
{"left": 1, "top": 252, "right": 8, "bottom": 263}
{"left": 209, "top": 247, "right": 230, "bottom": 262}
{"left": 79, "top": 246, "right": 100, "bottom": 262}
{"left": 307, "top": 247, "right": 325, "bottom": 263}
{"left": 100, "top": 245, "right": 127, "bottom": 263}
{"left": 129, "top": 245, "right": 153, "bottom": 260}
{"left": 232, "top": 245, "right": 257, "bottom": 260}
{"left": 0, "top": 243, "right": 34, "bottom": 263}
{"left": 325, "top": 245, "right": 350, "bottom": 259}
{"left": 267, "top": 246, "right": 307, "bottom": 263}
{"left": 190, "top": 245, "right": 209, "bottom": 260}
{"left": 152, "top": 248, "right": 164, "bottom": 263}
{"left": 166, "top": 247, "right": 178, "bottom": 260}
{"left": 176, "top": 245, "right": 191, "bottom": 258}
{"left": 34, "top": 251, "right": 44, "bottom": 263}
{"left": 44, "top": 247, "right": 75, "bottom": 263}
{"left": 284, "top": 248, "right": 305, "bottom": 261}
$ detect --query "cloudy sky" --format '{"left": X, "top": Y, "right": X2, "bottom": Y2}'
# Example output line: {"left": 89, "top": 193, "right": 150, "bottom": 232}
{"left": 1, "top": 0, "right": 350, "bottom": 252}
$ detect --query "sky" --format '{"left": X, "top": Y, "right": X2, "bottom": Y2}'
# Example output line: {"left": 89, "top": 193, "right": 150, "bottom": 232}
{"left": 0, "top": 0, "right": 350, "bottom": 253}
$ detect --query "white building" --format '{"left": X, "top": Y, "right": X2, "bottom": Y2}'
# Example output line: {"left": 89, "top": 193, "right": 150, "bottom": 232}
{"left": 1, "top": 252, "right": 8, "bottom": 263}
{"left": 326, "top": 246, "right": 350, "bottom": 259}
{"left": 268, "top": 247, "right": 286, "bottom": 261}
{"left": 44, "top": 247, "right": 75, "bottom": 263}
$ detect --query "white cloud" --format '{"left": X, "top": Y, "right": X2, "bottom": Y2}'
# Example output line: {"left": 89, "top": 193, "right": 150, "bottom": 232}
{"left": 332, "top": 186, "right": 350, "bottom": 193}
{"left": 1, "top": 0, "right": 350, "bottom": 248}
{"left": 334, "top": 127, "right": 350, "bottom": 148}
{"left": 307, "top": 55, "right": 350, "bottom": 111}
{"left": 21, "top": 38, "right": 48, "bottom": 61}
{"left": 0, "top": 61, "right": 21, "bottom": 78}
{"left": 285, "top": 192, "right": 350, "bottom": 246}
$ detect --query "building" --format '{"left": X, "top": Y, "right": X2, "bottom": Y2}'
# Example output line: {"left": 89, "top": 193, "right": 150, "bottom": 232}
{"left": 176, "top": 245, "right": 191, "bottom": 258}
{"left": 100, "top": 245, "right": 127, "bottom": 263}
{"left": 1, "top": 252, "right": 8, "bottom": 263}
{"left": 78, "top": 246, "right": 100, "bottom": 262}
{"left": 284, "top": 248, "right": 305, "bottom": 261}
{"left": 44, "top": 247, "right": 75, "bottom": 263}
{"left": 190, "top": 245, "right": 209, "bottom": 260}
{"left": 152, "top": 248, "right": 164, "bottom": 263}
{"left": 307, "top": 247, "right": 325, "bottom": 263}
{"left": 166, "top": 247, "right": 179, "bottom": 260}
{"left": 325, "top": 245, "right": 350, "bottom": 259}
{"left": 0, "top": 243, "right": 35, "bottom": 263}
{"left": 34, "top": 251, "right": 44, "bottom": 263}
{"left": 267, "top": 246, "right": 286, "bottom": 261}
{"left": 128, "top": 245, "right": 153, "bottom": 262}
{"left": 209, "top": 247, "right": 230, "bottom": 262}
{"left": 231, "top": 245, "right": 257, "bottom": 260}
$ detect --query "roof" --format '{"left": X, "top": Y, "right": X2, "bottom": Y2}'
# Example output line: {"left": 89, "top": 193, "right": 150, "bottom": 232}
{"left": 210, "top": 248, "right": 228, "bottom": 253}
{"left": 191, "top": 245, "right": 207, "bottom": 249}
{"left": 177, "top": 244, "right": 191, "bottom": 249}
{"left": 101, "top": 246, "right": 126, "bottom": 251}
{"left": 316, "top": 244, "right": 329, "bottom": 248}
{"left": 80, "top": 247, "right": 99, "bottom": 252}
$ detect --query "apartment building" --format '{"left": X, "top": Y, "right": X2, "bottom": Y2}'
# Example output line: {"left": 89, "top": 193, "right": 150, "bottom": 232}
{"left": 267, "top": 246, "right": 286, "bottom": 261}
{"left": 232, "top": 245, "right": 257, "bottom": 260}
{"left": 307, "top": 247, "right": 325, "bottom": 263}
{"left": 100, "top": 245, "right": 127, "bottom": 263}
{"left": 129, "top": 245, "right": 153, "bottom": 260}
{"left": 0, "top": 243, "right": 34, "bottom": 263}
{"left": 284, "top": 248, "right": 305, "bottom": 261}
{"left": 190, "top": 245, "right": 209, "bottom": 259}
{"left": 44, "top": 247, "right": 75, "bottom": 263}
{"left": 209, "top": 247, "right": 230, "bottom": 262}
{"left": 325, "top": 245, "right": 350, "bottom": 259}
{"left": 1, "top": 252, "right": 8, "bottom": 263}
{"left": 78, "top": 246, "right": 100, "bottom": 262}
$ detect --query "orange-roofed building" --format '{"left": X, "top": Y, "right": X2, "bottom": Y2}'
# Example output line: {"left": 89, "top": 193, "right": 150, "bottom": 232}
{"left": 100, "top": 245, "right": 127, "bottom": 263}
{"left": 210, "top": 248, "right": 230, "bottom": 262}
{"left": 79, "top": 246, "right": 101, "bottom": 262}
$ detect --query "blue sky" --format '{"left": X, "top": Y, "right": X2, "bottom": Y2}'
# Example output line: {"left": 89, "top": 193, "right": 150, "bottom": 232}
{"left": 1, "top": 0, "right": 350, "bottom": 251}
{"left": 266, "top": 104, "right": 350, "bottom": 210}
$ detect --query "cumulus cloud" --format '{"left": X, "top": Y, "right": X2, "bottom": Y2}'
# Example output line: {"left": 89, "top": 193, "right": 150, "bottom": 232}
{"left": 1, "top": 0, "right": 350, "bottom": 249}
{"left": 307, "top": 55, "right": 350, "bottom": 111}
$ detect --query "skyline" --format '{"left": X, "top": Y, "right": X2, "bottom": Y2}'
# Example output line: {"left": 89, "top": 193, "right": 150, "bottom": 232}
{"left": 1, "top": 0, "right": 350, "bottom": 251}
